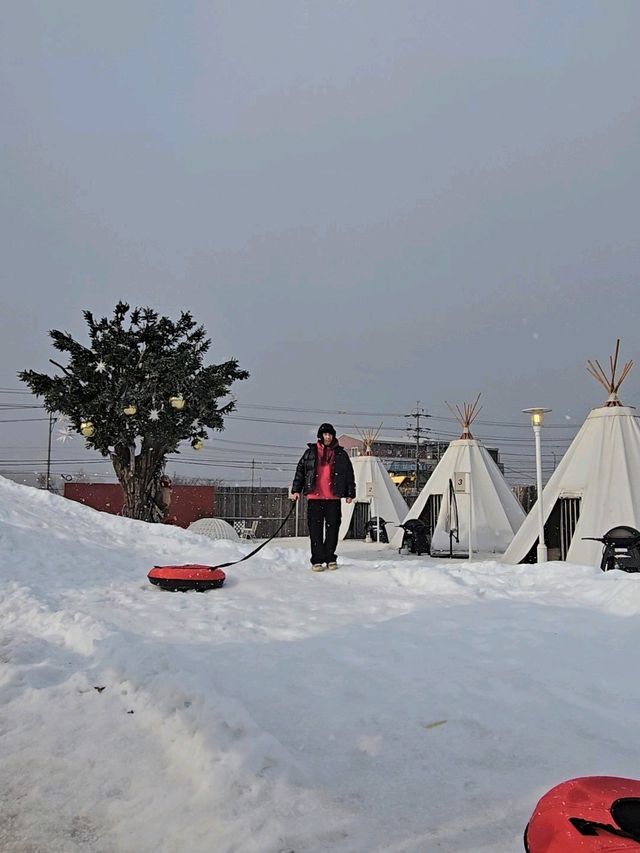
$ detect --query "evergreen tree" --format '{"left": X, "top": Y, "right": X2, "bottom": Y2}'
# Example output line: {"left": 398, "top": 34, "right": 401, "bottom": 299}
{"left": 19, "top": 303, "right": 249, "bottom": 522}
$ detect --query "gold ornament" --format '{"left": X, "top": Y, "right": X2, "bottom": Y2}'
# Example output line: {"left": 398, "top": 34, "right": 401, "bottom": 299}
{"left": 123, "top": 404, "right": 137, "bottom": 416}
{"left": 191, "top": 438, "right": 204, "bottom": 450}
{"left": 80, "top": 420, "right": 95, "bottom": 437}
{"left": 169, "top": 395, "right": 185, "bottom": 410}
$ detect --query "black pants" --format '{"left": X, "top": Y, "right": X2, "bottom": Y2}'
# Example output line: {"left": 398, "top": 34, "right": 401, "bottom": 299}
{"left": 307, "top": 499, "right": 342, "bottom": 565}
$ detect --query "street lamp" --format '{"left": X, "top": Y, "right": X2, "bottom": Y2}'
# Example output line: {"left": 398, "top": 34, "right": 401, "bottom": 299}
{"left": 522, "top": 407, "right": 552, "bottom": 563}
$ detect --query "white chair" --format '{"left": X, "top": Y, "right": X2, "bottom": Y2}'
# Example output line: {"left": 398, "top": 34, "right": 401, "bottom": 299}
{"left": 233, "top": 520, "right": 259, "bottom": 540}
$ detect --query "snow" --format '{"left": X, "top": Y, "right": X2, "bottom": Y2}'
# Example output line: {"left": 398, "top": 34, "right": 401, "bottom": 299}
{"left": 1, "top": 475, "right": 639, "bottom": 852}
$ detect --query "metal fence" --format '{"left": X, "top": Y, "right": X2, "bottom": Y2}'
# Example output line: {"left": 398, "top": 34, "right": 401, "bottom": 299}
{"left": 213, "top": 486, "right": 426, "bottom": 539}
{"left": 214, "top": 486, "right": 307, "bottom": 538}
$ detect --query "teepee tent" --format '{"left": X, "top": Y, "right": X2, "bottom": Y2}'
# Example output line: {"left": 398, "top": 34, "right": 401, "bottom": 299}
{"left": 391, "top": 396, "right": 526, "bottom": 556}
{"left": 339, "top": 426, "right": 409, "bottom": 540}
{"left": 503, "top": 341, "right": 640, "bottom": 566}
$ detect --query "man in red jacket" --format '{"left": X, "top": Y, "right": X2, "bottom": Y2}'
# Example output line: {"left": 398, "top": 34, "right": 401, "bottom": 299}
{"left": 291, "top": 423, "right": 356, "bottom": 571}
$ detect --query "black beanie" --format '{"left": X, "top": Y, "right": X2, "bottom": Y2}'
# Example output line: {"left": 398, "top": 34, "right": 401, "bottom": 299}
{"left": 317, "top": 422, "right": 336, "bottom": 439}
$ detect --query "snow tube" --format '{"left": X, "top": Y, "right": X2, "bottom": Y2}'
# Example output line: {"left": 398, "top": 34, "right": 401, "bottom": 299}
{"left": 148, "top": 564, "right": 226, "bottom": 592}
{"left": 524, "top": 776, "right": 640, "bottom": 851}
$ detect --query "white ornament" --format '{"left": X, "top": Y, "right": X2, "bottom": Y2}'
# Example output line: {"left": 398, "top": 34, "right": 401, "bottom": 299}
{"left": 149, "top": 409, "right": 160, "bottom": 421}
{"left": 56, "top": 427, "right": 74, "bottom": 443}
{"left": 94, "top": 360, "right": 107, "bottom": 373}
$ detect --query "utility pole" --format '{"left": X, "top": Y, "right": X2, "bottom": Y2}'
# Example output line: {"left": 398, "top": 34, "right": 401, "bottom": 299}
{"left": 405, "top": 402, "right": 430, "bottom": 495}
{"left": 46, "top": 412, "right": 57, "bottom": 491}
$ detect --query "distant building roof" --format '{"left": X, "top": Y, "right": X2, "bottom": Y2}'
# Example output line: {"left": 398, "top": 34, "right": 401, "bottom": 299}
{"left": 338, "top": 433, "right": 443, "bottom": 446}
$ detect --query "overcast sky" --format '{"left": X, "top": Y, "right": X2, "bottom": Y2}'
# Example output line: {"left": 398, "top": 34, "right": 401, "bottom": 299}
{"left": 1, "top": 1, "right": 639, "bottom": 485}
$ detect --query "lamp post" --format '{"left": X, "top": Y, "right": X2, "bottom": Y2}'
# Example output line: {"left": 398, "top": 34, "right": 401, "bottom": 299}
{"left": 523, "top": 407, "right": 552, "bottom": 563}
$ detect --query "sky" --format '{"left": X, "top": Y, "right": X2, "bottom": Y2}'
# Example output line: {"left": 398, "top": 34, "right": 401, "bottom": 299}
{"left": 2, "top": 472, "right": 640, "bottom": 852}
{"left": 1, "top": 1, "right": 639, "bottom": 486}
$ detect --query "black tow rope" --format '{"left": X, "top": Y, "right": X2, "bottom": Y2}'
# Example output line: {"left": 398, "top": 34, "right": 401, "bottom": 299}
{"left": 212, "top": 503, "right": 297, "bottom": 570}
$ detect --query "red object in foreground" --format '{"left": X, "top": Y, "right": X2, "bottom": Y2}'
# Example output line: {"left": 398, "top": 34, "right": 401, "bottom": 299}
{"left": 148, "top": 564, "right": 226, "bottom": 592}
{"left": 524, "top": 776, "right": 640, "bottom": 851}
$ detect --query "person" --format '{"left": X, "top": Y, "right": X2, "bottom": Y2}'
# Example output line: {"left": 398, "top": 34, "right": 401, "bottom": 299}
{"left": 151, "top": 474, "right": 173, "bottom": 523}
{"left": 291, "top": 423, "right": 356, "bottom": 571}
{"left": 158, "top": 475, "right": 173, "bottom": 515}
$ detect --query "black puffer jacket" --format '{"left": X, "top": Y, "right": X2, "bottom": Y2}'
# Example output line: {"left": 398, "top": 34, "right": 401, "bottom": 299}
{"left": 292, "top": 442, "right": 356, "bottom": 498}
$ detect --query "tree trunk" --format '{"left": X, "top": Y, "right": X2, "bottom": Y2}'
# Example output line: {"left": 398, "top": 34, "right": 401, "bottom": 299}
{"left": 111, "top": 444, "right": 167, "bottom": 522}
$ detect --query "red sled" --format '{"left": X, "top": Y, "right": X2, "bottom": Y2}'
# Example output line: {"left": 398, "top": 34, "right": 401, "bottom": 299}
{"left": 148, "top": 564, "right": 226, "bottom": 592}
{"left": 524, "top": 776, "right": 640, "bottom": 851}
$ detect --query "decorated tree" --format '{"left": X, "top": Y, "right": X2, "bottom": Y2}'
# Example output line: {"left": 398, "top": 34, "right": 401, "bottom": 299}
{"left": 19, "top": 303, "right": 249, "bottom": 522}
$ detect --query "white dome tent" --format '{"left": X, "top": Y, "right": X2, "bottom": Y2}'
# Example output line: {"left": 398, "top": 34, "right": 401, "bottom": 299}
{"left": 339, "top": 425, "right": 409, "bottom": 541}
{"left": 187, "top": 517, "right": 240, "bottom": 541}
{"left": 391, "top": 395, "right": 525, "bottom": 557}
{"left": 503, "top": 341, "right": 640, "bottom": 566}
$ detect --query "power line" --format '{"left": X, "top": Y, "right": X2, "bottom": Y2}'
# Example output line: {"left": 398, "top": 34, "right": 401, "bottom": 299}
{"left": 238, "top": 402, "right": 405, "bottom": 417}
{"left": 235, "top": 401, "right": 584, "bottom": 429}
{"left": 0, "top": 417, "right": 50, "bottom": 424}
{"left": 0, "top": 403, "right": 44, "bottom": 411}
{"left": 0, "top": 389, "right": 588, "bottom": 430}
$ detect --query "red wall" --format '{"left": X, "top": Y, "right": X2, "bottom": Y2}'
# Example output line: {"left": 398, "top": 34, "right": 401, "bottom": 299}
{"left": 63, "top": 483, "right": 215, "bottom": 528}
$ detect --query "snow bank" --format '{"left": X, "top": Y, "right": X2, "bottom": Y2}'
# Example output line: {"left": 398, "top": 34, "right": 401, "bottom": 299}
{"left": 1, "top": 475, "right": 639, "bottom": 852}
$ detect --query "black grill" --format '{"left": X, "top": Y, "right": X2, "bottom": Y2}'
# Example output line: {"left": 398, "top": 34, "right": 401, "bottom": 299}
{"left": 584, "top": 525, "right": 640, "bottom": 572}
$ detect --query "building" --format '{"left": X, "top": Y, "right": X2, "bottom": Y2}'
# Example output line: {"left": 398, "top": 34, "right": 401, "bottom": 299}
{"left": 338, "top": 434, "right": 505, "bottom": 498}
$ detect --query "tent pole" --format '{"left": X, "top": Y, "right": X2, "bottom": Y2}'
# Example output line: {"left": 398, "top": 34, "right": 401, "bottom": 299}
{"left": 372, "top": 495, "right": 379, "bottom": 542}
{"left": 449, "top": 480, "right": 454, "bottom": 557}
{"left": 468, "top": 472, "right": 473, "bottom": 560}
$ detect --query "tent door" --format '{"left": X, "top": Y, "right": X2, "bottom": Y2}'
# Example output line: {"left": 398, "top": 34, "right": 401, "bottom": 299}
{"left": 346, "top": 501, "right": 370, "bottom": 539}
{"left": 536, "top": 496, "right": 582, "bottom": 561}
{"left": 419, "top": 494, "right": 442, "bottom": 537}
{"left": 559, "top": 497, "right": 581, "bottom": 560}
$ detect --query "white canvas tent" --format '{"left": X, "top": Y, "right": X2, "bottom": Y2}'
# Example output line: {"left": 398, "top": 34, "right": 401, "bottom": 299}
{"left": 339, "top": 427, "right": 409, "bottom": 541}
{"left": 391, "top": 396, "right": 525, "bottom": 556}
{"left": 503, "top": 342, "right": 640, "bottom": 566}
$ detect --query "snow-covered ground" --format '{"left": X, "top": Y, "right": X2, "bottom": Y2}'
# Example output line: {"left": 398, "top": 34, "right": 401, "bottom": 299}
{"left": 1, "top": 475, "right": 639, "bottom": 853}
